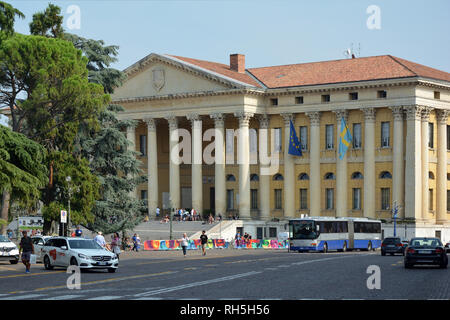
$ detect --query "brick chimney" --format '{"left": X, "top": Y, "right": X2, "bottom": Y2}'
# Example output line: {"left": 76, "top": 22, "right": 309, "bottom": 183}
{"left": 230, "top": 54, "right": 245, "bottom": 73}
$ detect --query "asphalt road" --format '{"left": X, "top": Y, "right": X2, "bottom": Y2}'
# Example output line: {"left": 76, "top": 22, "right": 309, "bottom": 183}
{"left": 0, "top": 249, "right": 448, "bottom": 301}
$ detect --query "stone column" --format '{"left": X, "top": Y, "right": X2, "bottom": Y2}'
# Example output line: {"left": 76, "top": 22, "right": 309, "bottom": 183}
{"left": 436, "top": 109, "right": 450, "bottom": 224}
{"left": 404, "top": 105, "right": 423, "bottom": 220}
{"left": 390, "top": 107, "right": 405, "bottom": 218}
{"left": 144, "top": 117, "right": 159, "bottom": 218}
{"left": 281, "top": 113, "right": 296, "bottom": 219}
{"left": 210, "top": 113, "right": 226, "bottom": 218}
{"left": 187, "top": 113, "right": 203, "bottom": 215}
{"left": 421, "top": 107, "right": 432, "bottom": 222}
{"left": 335, "top": 110, "right": 349, "bottom": 217}
{"left": 363, "top": 108, "right": 376, "bottom": 219}
{"left": 165, "top": 114, "right": 181, "bottom": 210}
{"left": 306, "top": 112, "right": 321, "bottom": 217}
{"left": 126, "top": 123, "right": 137, "bottom": 198}
{"left": 234, "top": 111, "right": 254, "bottom": 219}
{"left": 258, "top": 114, "right": 271, "bottom": 220}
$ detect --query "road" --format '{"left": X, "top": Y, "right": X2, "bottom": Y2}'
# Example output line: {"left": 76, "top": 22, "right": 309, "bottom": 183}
{"left": 0, "top": 249, "right": 448, "bottom": 301}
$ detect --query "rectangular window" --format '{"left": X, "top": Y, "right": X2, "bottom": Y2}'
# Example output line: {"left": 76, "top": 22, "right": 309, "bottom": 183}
{"left": 140, "top": 190, "right": 148, "bottom": 206}
{"left": 381, "top": 188, "right": 390, "bottom": 210}
{"left": 353, "top": 188, "right": 361, "bottom": 210}
{"left": 251, "top": 189, "right": 258, "bottom": 210}
{"left": 322, "top": 94, "right": 330, "bottom": 103}
{"left": 326, "top": 188, "right": 334, "bottom": 210}
{"left": 381, "top": 122, "right": 390, "bottom": 147}
{"left": 249, "top": 128, "right": 258, "bottom": 154}
{"left": 429, "top": 189, "right": 433, "bottom": 211}
{"left": 349, "top": 92, "right": 358, "bottom": 100}
{"left": 299, "top": 126, "right": 308, "bottom": 150}
{"left": 270, "top": 98, "right": 278, "bottom": 106}
{"left": 353, "top": 123, "right": 362, "bottom": 149}
{"left": 139, "top": 135, "right": 147, "bottom": 156}
{"left": 274, "top": 128, "right": 282, "bottom": 152}
{"left": 428, "top": 123, "right": 434, "bottom": 148}
{"left": 434, "top": 91, "right": 440, "bottom": 99}
{"left": 275, "top": 189, "right": 282, "bottom": 209}
{"left": 377, "top": 90, "right": 387, "bottom": 99}
{"left": 295, "top": 96, "right": 304, "bottom": 104}
{"left": 300, "top": 189, "right": 308, "bottom": 210}
{"left": 448, "top": 126, "right": 450, "bottom": 150}
{"left": 226, "top": 129, "right": 235, "bottom": 155}
{"left": 447, "top": 190, "right": 450, "bottom": 211}
{"left": 226, "top": 189, "right": 234, "bottom": 210}
{"left": 269, "top": 227, "right": 277, "bottom": 238}
{"left": 325, "top": 125, "right": 334, "bottom": 150}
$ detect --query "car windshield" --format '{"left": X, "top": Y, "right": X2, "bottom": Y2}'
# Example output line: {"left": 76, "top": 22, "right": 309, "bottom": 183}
{"left": 68, "top": 239, "right": 103, "bottom": 250}
{"left": 290, "top": 220, "right": 318, "bottom": 240}
{"left": 409, "top": 238, "right": 442, "bottom": 248}
{"left": 383, "top": 238, "right": 400, "bottom": 244}
{"left": 0, "top": 235, "right": 10, "bottom": 242}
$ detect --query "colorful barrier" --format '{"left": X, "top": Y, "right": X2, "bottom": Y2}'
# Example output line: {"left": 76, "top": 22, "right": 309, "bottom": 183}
{"left": 143, "top": 239, "right": 288, "bottom": 251}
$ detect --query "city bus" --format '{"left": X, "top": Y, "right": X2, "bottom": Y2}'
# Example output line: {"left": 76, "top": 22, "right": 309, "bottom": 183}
{"left": 288, "top": 217, "right": 382, "bottom": 253}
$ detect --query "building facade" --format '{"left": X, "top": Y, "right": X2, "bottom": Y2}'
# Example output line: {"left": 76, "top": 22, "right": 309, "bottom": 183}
{"left": 112, "top": 53, "right": 450, "bottom": 239}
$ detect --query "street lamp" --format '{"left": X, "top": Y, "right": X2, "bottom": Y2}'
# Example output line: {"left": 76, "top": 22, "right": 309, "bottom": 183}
{"left": 169, "top": 197, "right": 173, "bottom": 240}
{"left": 65, "top": 176, "right": 79, "bottom": 237}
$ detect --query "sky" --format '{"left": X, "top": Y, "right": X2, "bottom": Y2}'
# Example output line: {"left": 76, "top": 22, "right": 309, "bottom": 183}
{"left": 1, "top": 0, "right": 450, "bottom": 125}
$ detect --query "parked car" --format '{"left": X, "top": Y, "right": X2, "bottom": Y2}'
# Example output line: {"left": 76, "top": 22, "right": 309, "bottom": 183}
{"left": 445, "top": 242, "right": 450, "bottom": 254}
{"left": 381, "top": 237, "right": 406, "bottom": 256}
{"left": 0, "top": 235, "right": 19, "bottom": 264}
{"left": 31, "top": 235, "right": 52, "bottom": 263}
{"left": 41, "top": 237, "right": 119, "bottom": 273}
{"left": 404, "top": 237, "right": 448, "bottom": 269}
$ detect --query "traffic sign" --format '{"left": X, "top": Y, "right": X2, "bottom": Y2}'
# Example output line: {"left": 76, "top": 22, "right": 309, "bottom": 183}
{"left": 61, "top": 210, "right": 67, "bottom": 223}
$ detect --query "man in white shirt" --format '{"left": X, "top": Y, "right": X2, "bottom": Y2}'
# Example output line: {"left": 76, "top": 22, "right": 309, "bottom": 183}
{"left": 94, "top": 231, "right": 106, "bottom": 248}
{"left": 156, "top": 207, "right": 160, "bottom": 218}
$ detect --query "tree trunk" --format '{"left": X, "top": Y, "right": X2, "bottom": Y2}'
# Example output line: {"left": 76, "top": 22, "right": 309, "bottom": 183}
{"left": 0, "top": 191, "right": 11, "bottom": 235}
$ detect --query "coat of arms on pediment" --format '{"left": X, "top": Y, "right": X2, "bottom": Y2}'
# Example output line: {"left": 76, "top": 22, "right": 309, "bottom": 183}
{"left": 152, "top": 68, "right": 165, "bottom": 91}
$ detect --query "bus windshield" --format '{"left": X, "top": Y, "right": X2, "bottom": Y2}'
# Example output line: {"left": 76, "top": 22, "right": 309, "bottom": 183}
{"left": 290, "top": 220, "right": 318, "bottom": 240}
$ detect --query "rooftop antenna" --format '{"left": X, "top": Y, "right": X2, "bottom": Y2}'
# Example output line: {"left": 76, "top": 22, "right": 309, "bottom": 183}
{"left": 343, "top": 48, "right": 352, "bottom": 59}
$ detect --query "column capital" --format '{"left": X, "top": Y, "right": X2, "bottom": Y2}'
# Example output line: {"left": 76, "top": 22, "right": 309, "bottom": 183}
{"left": 126, "top": 123, "right": 136, "bottom": 133}
{"left": 306, "top": 111, "right": 321, "bottom": 126}
{"left": 257, "top": 113, "right": 270, "bottom": 129}
{"left": 187, "top": 112, "right": 201, "bottom": 123}
{"left": 436, "top": 109, "right": 450, "bottom": 125}
{"left": 362, "top": 107, "right": 376, "bottom": 122}
{"left": 281, "top": 113, "right": 294, "bottom": 126}
{"left": 164, "top": 114, "right": 178, "bottom": 129}
{"left": 234, "top": 111, "right": 254, "bottom": 126}
{"left": 143, "top": 117, "right": 158, "bottom": 132}
{"left": 404, "top": 105, "right": 423, "bottom": 121}
{"left": 390, "top": 106, "right": 404, "bottom": 121}
{"left": 210, "top": 112, "right": 225, "bottom": 127}
{"left": 333, "top": 109, "right": 349, "bottom": 121}
{"left": 421, "top": 107, "right": 433, "bottom": 121}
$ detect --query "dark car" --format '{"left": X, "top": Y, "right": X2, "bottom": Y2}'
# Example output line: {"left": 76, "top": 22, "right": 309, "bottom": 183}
{"left": 381, "top": 237, "right": 405, "bottom": 256}
{"left": 404, "top": 237, "right": 448, "bottom": 269}
{"left": 445, "top": 242, "right": 450, "bottom": 254}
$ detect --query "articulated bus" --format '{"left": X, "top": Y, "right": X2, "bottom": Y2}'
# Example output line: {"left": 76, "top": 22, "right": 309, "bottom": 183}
{"left": 288, "top": 217, "right": 382, "bottom": 253}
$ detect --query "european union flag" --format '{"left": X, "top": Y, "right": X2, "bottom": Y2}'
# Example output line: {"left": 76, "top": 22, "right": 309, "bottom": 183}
{"left": 288, "top": 120, "right": 302, "bottom": 156}
{"left": 339, "top": 117, "right": 352, "bottom": 160}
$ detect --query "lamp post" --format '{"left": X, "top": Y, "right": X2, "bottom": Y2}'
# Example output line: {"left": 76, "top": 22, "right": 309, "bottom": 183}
{"left": 169, "top": 197, "right": 173, "bottom": 240}
{"left": 66, "top": 176, "right": 72, "bottom": 237}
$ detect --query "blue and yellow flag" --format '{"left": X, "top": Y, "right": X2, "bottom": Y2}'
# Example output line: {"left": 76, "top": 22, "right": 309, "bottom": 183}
{"left": 288, "top": 120, "right": 302, "bottom": 157}
{"left": 339, "top": 117, "right": 352, "bottom": 160}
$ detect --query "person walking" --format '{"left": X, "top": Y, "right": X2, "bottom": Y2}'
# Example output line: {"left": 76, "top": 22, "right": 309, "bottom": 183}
{"left": 75, "top": 225, "right": 83, "bottom": 237}
{"left": 181, "top": 233, "right": 189, "bottom": 257}
{"left": 18, "top": 231, "right": 34, "bottom": 274}
{"left": 94, "top": 231, "right": 106, "bottom": 248}
{"left": 200, "top": 230, "right": 208, "bottom": 256}
{"left": 132, "top": 233, "right": 141, "bottom": 252}
{"left": 110, "top": 233, "right": 121, "bottom": 259}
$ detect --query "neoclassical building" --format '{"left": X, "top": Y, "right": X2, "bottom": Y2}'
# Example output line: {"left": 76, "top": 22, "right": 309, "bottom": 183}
{"left": 112, "top": 53, "right": 450, "bottom": 238}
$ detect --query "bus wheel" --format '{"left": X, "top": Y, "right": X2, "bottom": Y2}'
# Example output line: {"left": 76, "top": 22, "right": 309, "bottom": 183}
{"left": 323, "top": 243, "right": 328, "bottom": 253}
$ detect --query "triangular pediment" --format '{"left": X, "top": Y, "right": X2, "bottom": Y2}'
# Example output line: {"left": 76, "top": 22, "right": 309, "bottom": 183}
{"left": 112, "top": 53, "right": 255, "bottom": 101}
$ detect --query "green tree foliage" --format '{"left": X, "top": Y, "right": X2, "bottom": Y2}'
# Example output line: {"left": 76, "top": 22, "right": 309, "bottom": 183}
{"left": 29, "top": 3, "right": 63, "bottom": 38}
{"left": 0, "top": 1, "right": 24, "bottom": 38}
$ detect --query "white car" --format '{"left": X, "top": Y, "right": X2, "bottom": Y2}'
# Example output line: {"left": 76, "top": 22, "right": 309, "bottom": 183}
{"left": 31, "top": 235, "right": 52, "bottom": 263}
{"left": 0, "top": 235, "right": 19, "bottom": 264}
{"left": 41, "top": 237, "right": 119, "bottom": 273}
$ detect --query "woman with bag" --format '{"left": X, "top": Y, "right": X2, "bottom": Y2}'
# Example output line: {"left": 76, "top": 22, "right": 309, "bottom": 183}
{"left": 110, "top": 233, "right": 121, "bottom": 260}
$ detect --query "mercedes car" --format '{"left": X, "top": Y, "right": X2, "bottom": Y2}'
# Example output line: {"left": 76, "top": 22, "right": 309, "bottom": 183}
{"left": 404, "top": 237, "right": 448, "bottom": 269}
{"left": 0, "top": 235, "right": 19, "bottom": 264}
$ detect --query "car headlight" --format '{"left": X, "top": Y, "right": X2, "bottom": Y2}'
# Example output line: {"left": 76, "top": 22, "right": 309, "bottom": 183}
{"left": 78, "top": 253, "right": 90, "bottom": 260}
{"left": 113, "top": 254, "right": 118, "bottom": 260}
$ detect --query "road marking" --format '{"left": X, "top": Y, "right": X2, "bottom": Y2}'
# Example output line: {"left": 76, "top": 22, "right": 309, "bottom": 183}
{"left": 135, "top": 271, "right": 262, "bottom": 297}
{"left": 133, "top": 297, "right": 163, "bottom": 300}
{"left": 0, "top": 270, "right": 65, "bottom": 280}
{"left": 86, "top": 296, "right": 122, "bottom": 300}
{"left": 2, "top": 294, "right": 46, "bottom": 300}
{"left": 0, "top": 266, "right": 19, "bottom": 271}
{"left": 43, "top": 295, "right": 84, "bottom": 300}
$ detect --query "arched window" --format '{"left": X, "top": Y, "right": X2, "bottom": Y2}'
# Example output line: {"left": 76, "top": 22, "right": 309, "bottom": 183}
{"left": 226, "top": 174, "right": 236, "bottom": 182}
{"left": 324, "top": 172, "right": 336, "bottom": 180}
{"left": 298, "top": 173, "right": 310, "bottom": 180}
{"left": 250, "top": 174, "right": 259, "bottom": 181}
{"left": 379, "top": 171, "right": 392, "bottom": 179}
{"left": 429, "top": 172, "right": 435, "bottom": 180}
{"left": 273, "top": 174, "right": 284, "bottom": 181}
{"left": 351, "top": 172, "right": 363, "bottom": 179}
